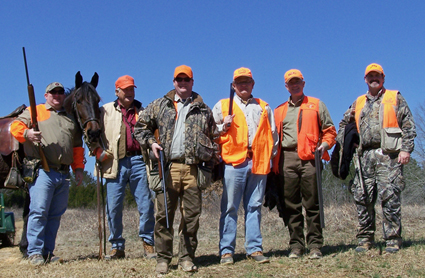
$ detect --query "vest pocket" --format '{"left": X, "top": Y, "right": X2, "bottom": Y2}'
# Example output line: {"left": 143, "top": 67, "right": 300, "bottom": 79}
{"left": 381, "top": 127, "right": 402, "bottom": 152}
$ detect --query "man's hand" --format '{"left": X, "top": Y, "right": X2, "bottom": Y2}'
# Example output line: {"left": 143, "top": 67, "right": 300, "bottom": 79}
{"left": 316, "top": 143, "right": 329, "bottom": 157}
{"left": 26, "top": 129, "right": 42, "bottom": 143}
{"left": 398, "top": 151, "right": 410, "bottom": 165}
{"left": 75, "top": 169, "right": 84, "bottom": 186}
{"left": 94, "top": 147, "right": 113, "bottom": 163}
{"left": 223, "top": 114, "right": 235, "bottom": 132}
{"left": 151, "top": 143, "right": 163, "bottom": 159}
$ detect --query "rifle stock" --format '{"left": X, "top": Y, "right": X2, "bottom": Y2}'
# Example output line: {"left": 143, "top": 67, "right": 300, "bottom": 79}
{"left": 23, "top": 47, "right": 49, "bottom": 172}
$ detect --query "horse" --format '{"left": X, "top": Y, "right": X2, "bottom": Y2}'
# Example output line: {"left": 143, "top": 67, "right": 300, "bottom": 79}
{"left": 0, "top": 71, "right": 102, "bottom": 255}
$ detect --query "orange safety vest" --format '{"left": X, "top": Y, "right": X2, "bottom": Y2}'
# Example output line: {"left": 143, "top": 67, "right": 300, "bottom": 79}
{"left": 354, "top": 90, "right": 399, "bottom": 131}
{"left": 219, "top": 98, "right": 274, "bottom": 175}
{"left": 354, "top": 90, "right": 401, "bottom": 152}
{"left": 272, "top": 96, "right": 330, "bottom": 174}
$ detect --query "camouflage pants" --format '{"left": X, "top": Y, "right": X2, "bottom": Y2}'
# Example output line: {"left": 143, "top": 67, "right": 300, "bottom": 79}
{"left": 352, "top": 148, "right": 405, "bottom": 242}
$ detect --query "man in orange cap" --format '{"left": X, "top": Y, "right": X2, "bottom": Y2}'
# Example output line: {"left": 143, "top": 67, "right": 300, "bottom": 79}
{"left": 96, "top": 75, "right": 155, "bottom": 260}
{"left": 272, "top": 69, "right": 336, "bottom": 259}
{"left": 135, "top": 65, "right": 218, "bottom": 274}
{"left": 337, "top": 63, "right": 416, "bottom": 253}
{"left": 213, "top": 67, "right": 278, "bottom": 265}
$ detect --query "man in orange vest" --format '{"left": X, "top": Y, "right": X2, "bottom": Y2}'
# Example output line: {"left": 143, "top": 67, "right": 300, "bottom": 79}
{"left": 337, "top": 63, "right": 416, "bottom": 253}
{"left": 273, "top": 69, "right": 336, "bottom": 259}
{"left": 212, "top": 67, "right": 278, "bottom": 265}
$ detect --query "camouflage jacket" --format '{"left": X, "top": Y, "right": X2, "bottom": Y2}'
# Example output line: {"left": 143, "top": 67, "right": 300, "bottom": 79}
{"left": 337, "top": 88, "right": 416, "bottom": 153}
{"left": 134, "top": 89, "right": 219, "bottom": 167}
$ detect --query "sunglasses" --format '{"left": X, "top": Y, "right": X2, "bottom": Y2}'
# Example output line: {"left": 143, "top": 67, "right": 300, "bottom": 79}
{"left": 174, "top": 77, "right": 192, "bottom": 82}
{"left": 235, "top": 80, "right": 252, "bottom": 85}
{"left": 49, "top": 89, "right": 65, "bottom": 95}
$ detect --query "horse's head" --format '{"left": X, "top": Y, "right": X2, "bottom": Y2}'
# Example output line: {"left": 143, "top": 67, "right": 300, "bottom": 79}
{"left": 64, "top": 71, "right": 101, "bottom": 148}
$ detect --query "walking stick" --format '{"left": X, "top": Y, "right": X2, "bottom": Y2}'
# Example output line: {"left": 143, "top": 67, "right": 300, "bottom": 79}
{"left": 96, "top": 164, "right": 103, "bottom": 259}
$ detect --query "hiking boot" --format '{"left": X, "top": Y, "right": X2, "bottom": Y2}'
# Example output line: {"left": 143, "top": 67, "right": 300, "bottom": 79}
{"left": 105, "top": 249, "right": 125, "bottom": 260}
{"left": 289, "top": 248, "right": 304, "bottom": 259}
{"left": 385, "top": 239, "right": 401, "bottom": 253}
{"left": 220, "top": 253, "right": 234, "bottom": 265}
{"left": 309, "top": 248, "right": 323, "bottom": 259}
{"left": 355, "top": 241, "right": 373, "bottom": 253}
{"left": 143, "top": 240, "right": 156, "bottom": 259}
{"left": 44, "top": 253, "right": 61, "bottom": 263}
{"left": 29, "top": 254, "right": 45, "bottom": 266}
{"left": 156, "top": 262, "right": 169, "bottom": 275}
{"left": 247, "top": 251, "right": 270, "bottom": 263}
{"left": 178, "top": 260, "right": 198, "bottom": 272}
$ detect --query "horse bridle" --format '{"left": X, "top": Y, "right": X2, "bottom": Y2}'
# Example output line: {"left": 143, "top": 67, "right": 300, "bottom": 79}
{"left": 72, "top": 98, "right": 100, "bottom": 147}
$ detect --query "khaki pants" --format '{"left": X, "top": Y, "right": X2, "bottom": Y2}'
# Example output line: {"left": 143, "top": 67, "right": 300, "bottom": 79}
{"left": 277, "top": 150, "right": 323, "bottom": 250}
{"left": 155, "top": 162, "right": 202, "bottom": 264}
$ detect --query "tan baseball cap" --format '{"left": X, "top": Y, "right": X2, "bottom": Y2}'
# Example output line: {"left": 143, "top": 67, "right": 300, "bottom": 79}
{"left": 45, "top": 82, "right": 64, "bottom": 93}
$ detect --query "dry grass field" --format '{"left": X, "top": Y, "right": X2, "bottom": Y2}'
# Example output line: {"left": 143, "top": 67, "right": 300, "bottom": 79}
{"left": 1, "top": 200, "right": 425, "bottom": 277}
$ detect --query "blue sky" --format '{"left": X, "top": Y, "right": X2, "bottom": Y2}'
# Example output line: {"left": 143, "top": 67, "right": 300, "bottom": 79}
{"left": 2, "top": 1, "right": 424, "bottom": 174}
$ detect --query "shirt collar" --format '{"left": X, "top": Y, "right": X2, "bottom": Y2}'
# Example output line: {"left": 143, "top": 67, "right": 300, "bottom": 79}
{"left": 288, "top": 95, "right": 305, "bottom": 106}
{"left": 174, "top": 94, "right": 192, "bottom": 104}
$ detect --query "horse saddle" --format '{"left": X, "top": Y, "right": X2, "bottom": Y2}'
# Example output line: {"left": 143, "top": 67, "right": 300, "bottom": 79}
{"left": 0, "top": 105, "right": 26, "bottom": 156}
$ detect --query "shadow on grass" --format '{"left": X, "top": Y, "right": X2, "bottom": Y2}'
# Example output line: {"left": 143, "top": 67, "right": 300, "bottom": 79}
{"left": 62, "top": 239, "right": 425, "bottom": 264}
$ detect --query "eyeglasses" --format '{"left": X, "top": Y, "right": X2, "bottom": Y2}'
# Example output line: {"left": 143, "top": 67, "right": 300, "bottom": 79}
{"left": 49, "top": 89, "right": 65, "bottom": 95}
{"left": 174, "top": 77, "right": 192, "bottom": 82}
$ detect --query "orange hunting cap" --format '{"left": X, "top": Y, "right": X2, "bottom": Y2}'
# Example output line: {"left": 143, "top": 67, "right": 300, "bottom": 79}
{"left": 233, "top": 67, "right": 253, "bottom": 80}
{"left": 115, "top": 75, "right": 137, "bottom": 89}
{"left": 284, "top": 69, "right": 304, "bottom": 83}
{"left": 174, "top": 65, "right": 193, "bottom": 79}
{"left": 364, "top": 63, "right": 385, "bottom": 77}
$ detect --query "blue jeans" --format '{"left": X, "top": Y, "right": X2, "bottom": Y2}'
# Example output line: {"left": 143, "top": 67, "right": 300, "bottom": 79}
{"left": 27, "top": 168, "right": 70, "bottom": 257}
{"left": 219, "top": 159, "right": 267, "bottom": 256}
{"left": 106, "top": 155, "right": 155, "bottom": 250}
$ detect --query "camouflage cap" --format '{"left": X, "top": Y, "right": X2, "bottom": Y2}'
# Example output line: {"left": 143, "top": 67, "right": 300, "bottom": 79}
{"left": 45, "top": 82, "right": 64, "bottom": 93}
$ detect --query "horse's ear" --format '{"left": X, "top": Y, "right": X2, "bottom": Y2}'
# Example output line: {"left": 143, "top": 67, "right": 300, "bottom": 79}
{"left": 91, "top": 72, "right": 99, "bottom": 88}
{"left": 75, "top": 71, "right": 83, "bottom": 89}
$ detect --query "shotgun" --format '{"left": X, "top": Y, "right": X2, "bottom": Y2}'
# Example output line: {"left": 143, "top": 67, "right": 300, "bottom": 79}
{"left": 159, "top": 149, "right": 169, "bottom": 229}
{"left": 154, "top": 129, "right": 169, "bottom": 229}
{"left": 22, "top": 47, "right": 49, "bottom": 172}
{"left": 227, "top": 82, "right": 235, "bottom": 127}
{"left": 353, "top": 149, "right": 366, "bottom": 200}
{"left": 314, "top": 149, "right": 325, "bottom": 229}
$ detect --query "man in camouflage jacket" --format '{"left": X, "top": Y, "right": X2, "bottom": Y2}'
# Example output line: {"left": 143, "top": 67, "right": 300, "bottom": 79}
{"left": 134, "top": 65, "right": 218, "bottom": 275}
{"left": 337, "top": 63, "right": 416, "bottom": 254}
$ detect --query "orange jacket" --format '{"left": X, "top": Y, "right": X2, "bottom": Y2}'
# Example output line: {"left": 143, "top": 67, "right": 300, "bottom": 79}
{"left": 273, "top": 96, "right": 336, "bottom": 173}
{"left": 219, "top": 98, "right": 274, "bottom": 175}
{"left": 10, "top": 104, "right": 84, "bottom": 171}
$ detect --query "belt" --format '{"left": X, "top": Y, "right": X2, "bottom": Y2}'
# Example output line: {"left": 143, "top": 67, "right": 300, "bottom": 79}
{"left": 282, "top": 147, "right": 297, "bottom": 152}
{"left": 126, "top": 150, "right": 142, "bottom": 157}
{"left": 171, "top": 157, "right": 185, "bottom": 163}
{"left": 49, "top": 164, "right": 69, "bottom": 172}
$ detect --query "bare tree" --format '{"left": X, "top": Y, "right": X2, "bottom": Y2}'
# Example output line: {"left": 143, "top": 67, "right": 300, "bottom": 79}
{"left": 414, "top": 102, "right": 425, "bottom": 162}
